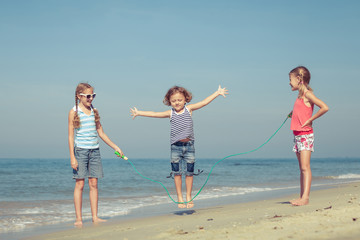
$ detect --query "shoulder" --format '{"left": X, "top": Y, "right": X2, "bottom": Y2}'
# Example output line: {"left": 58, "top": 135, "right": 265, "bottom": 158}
{"left": 185, "top": 106, "right": 193, "bottom": 115}
{"left": 70, "top": 106, "right": 77, "bottom": 113}
{"left": 68, "top": 108, "right": 76, "bottom": 118}
{"left": 91, "top": 107, "right": 99, "bottom": 114}
{"left": 69, "top": 106, "right": 78, "bottom": 113}
{"left": 169, "top": 108, "right": 174, "bottom": 117}
{"left": 304, "top": 91, "right": 318, "bottom": 106}
{"left": 304, "top": 90, "right": 316, "bottom": 100}
{"left": 185, "top": 104, "right": 193, "bottom": 111}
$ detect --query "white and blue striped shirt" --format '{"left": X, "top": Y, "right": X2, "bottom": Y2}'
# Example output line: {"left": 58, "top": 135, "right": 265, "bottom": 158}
{"left": 170, "top": 106, "right": 194, "bottom": 144}
{"left": 73, "top": 106, "right": 99, "bottom": 149}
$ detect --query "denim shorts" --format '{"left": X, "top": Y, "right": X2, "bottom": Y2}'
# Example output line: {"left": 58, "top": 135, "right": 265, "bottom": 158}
{"left": 170, "top": 140, "right": 195, "bottom": 176}
{"left": 292, "top": 133, "right": 314, "bottom": 153}
{"left": 73, "top": 147, "right": 104, "bottom": 179}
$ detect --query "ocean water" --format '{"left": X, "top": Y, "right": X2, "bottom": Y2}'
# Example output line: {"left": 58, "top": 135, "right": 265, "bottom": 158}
{"left": 0, "top": 157, "right": 359, "bottom": 237}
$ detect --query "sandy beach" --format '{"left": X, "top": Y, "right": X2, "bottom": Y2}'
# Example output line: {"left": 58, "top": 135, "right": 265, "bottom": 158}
{"left": 23, "top": 181, "right": 360, "bottom": 240}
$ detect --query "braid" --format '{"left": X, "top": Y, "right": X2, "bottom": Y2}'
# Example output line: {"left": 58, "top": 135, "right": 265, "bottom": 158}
{"left": 73, "top": 92, "right": 81, "bottom": 129}
{"left": 73, "top": 82, "right": 94, "bottom": 129}
{"left": 91, "top": 104, "right": 101, "bottom": 126}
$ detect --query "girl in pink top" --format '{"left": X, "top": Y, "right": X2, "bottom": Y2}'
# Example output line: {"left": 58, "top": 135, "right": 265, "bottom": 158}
{"left": 288, "top": 66, "right": 329, "bottom": 206}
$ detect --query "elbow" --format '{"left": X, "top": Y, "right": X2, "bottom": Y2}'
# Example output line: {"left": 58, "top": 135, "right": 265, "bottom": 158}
{"left": 324, "top": 105, "right": 329, "bottom": 113}
{"left": 323, "top": 105, "right": 329, "bottom": 114}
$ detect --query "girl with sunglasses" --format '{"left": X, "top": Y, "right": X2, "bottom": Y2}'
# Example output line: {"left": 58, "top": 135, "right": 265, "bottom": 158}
{"left": 68, "top": 83, "right": 125, "bottom": 226}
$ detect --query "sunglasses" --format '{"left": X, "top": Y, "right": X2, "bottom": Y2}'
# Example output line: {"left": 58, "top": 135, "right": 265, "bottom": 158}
{"left": 79, "top": 93, "right": 96, "bottom": 99}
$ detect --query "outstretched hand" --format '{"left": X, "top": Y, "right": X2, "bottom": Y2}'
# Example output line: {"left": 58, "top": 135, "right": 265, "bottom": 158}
{"left": 130, "top": 107, "right": 138, "bottom": 120}
{"left": 217, "top": 85, "right": 229, "bottom": 98}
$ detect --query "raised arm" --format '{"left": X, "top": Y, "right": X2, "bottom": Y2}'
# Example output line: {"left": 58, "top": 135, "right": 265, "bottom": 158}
{"left": 302, "top": 91, "right": 329, "bottom": 128}
{"left": 187, "top": 85, "right": 228, "bottom": 112}
{"left": 130, "top": 107, "right": 171, "bottom": 119}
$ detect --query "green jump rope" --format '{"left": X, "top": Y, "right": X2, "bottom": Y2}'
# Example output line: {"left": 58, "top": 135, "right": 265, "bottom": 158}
{"left": 115, "top": 115, "right": 290, "bottom": 204}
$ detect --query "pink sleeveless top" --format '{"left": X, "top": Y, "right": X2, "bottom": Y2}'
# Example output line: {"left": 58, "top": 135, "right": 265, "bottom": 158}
{"left": 290, "top": 92, "right": 314, "bottom": 135}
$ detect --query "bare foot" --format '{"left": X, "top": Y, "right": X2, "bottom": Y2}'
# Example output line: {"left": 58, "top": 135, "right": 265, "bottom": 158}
{"left": 291, "top": 198, "right": 309, "bottom": 206}
{"left": 178, "top": 203, "right": 186, "bottom": 208}
{"left": 290, "top": 198, "right": 301, "bottom": 204}
{"left": 186, "top": 201, "right": 194, "bottom": 209}
{"left": 93, "top": 217, "right": 107, "bottom": 223}
{"left": 74, "top": 220, "right": 83, "bottom": 227}
{"left": 177, "top": 197, "right": 186, "bottom": 208}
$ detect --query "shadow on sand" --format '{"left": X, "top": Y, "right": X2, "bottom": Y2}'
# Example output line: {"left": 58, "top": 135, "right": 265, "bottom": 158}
{"left": 173, "top": 210, "right": 196, "bottom": 216}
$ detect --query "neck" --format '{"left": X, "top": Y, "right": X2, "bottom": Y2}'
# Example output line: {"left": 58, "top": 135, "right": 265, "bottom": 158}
{"left": 79, "top": 102, "right": 91, "bottom": 111}
{"left": 175, "top": 106, "right": 185, "bottom": 113}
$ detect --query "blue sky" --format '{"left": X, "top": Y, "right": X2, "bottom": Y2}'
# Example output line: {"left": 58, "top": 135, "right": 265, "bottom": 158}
{"left": 1, "top": 0, "right": 359, "bottom": 159}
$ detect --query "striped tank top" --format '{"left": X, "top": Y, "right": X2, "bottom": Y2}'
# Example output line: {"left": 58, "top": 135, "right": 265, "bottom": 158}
{"left": 73, "top": 106, "right": 99, "bottom": 149}
{"left": 170, "top": 106, "right": 194, "bottom": 144}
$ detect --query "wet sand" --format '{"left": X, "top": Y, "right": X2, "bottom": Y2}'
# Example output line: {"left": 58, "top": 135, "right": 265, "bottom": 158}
{"left": 24, "top": 181, "right": 360, "bottom": 240}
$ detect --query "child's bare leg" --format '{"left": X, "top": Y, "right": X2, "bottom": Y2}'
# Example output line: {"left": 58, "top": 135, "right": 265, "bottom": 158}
{"left": 89, "top": 178, "right": 106, "bottom": 223}
{"left": 290, "top": 152, "right": 305, "bottom": 204}
{"left": 292, "top": 150, "right": 312, "bottom": 206}
{"left": 74, "top": 179, "right": 85, "bottom": 226}
{"left": 174, "top": 175, "right": 186, "bottom": 208}
{"left": 185, "top": 176, "right": 194, "bottom": 208}
{"left": 290, "top": 153, "right": 303, "bottom": 204}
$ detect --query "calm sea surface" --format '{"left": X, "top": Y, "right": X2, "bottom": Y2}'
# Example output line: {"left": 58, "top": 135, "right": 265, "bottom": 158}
{"left": 0, "top": 157, "right": 359, "bottom": 238}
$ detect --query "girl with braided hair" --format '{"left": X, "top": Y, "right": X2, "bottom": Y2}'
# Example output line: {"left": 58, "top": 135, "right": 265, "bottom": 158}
{"left": 288, "top": 66, "right": 329, "bottom": 206}
{"left": 68, "top": 83, "right": 124, "bottom": 226}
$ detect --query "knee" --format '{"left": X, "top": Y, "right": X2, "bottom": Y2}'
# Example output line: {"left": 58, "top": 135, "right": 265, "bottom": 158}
{"left": 300, "top": 165, "right": 311, "bottom": 173}
{"left": 88, "top": 179, "right": 98, "bottom": 189}
{"left": 75, "top": 181, "right": 85, "bottom": 190}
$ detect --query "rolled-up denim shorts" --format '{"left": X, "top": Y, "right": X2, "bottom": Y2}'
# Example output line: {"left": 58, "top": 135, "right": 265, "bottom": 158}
{"left": 292, "top": 133, "right": 314, "bottom": 153}
{"left": 73, "top": 147, "right": 104, "bottom": 179}
{"left": 170, "top": 140, "right": 195, "bottom": 176}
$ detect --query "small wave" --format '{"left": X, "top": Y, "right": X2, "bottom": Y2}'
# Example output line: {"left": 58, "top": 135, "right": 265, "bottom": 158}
{"left": 193, "top": 186, "right": 282, "bottom": 200}
{"left": 322, "top": 174, "right": 360, "bottom": 180}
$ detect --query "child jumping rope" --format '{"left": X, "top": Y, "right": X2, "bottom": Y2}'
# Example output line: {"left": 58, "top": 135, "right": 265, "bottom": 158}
{"left": 130, "top": 85, "right": 228, "bottom": 208}
{"left": 68, "top": 83, "right": 125, "bottom": 226}
{"left": 288, "top": 66, "right": 329, "bottom": 206}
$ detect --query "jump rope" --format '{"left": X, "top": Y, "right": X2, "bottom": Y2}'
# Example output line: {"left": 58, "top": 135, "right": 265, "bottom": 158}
{"left": 115, "top": 114, "right": 290, "bottom": 204}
